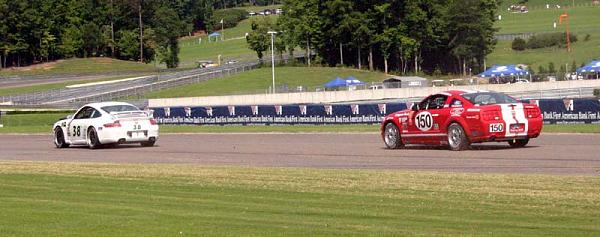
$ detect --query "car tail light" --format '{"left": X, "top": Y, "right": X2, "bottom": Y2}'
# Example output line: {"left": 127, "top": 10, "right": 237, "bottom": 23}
{"left": 482, "top": 110, "right": 501, "bottom": 121}
{"left": 149, "top": 118, "right": 157, "bottom": 125}
{"left": 525, "top": 107, "right": 540, "bottom": 118}
{"left": 104, "top": 120, "right": 121, "bottom": 128}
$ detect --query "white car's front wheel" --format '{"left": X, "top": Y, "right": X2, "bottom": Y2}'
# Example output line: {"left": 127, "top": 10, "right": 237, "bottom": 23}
{"left": 86, "top": 127, "right": 101, "bottom": 149}
{"left": 54, "top": 127, "right": 69, "bottom": 148}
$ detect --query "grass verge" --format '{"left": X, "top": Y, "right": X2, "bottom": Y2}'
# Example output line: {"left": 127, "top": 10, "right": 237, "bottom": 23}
{"left": 540, "top": 123, "right": 600, "bottom": 133}
{"left": 143, "top": 66, "right": 388, "bottom": 98}
{"left": 0, "top": 58, "right": 156, "bottom": 77}
{"left": 0, "top": 74, "right": 150, "bottom": 97}
{"left": 0, "top": 161, "right": 598, "bottom": 236}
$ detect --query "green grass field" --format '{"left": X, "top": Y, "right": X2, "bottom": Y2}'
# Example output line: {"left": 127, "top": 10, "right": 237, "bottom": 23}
{"left": 0, "top": 58, "right": 156, "bottom": 77}
{"left": 143, "top": 66, "right": 388, "bottom": 98}
{"left": 489, "top": 4, "right": 600, "bottom": 71}
{"left": 0, "top": 161, "right": 598, "bottom": 236}
{"left": 178, "top": 15, "right": 279, "bottom": 68}
{"left": 234, "top": 4, "right": 282, "bottom": 13}
{"left": 0, "top": 74, "right": 151, "bottom": 97}
{"left": 499, "top": 0, "right": 578, "bottom": 9}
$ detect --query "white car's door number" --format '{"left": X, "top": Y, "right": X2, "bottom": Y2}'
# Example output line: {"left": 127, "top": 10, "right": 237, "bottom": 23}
{"left": 415, "top": 112, "right": 433, "bottom": 131}
{"left": 72, "top": 126, "right": 81, "bottom": 137}
{"left": 489, "top": 123, "right": 504, "bottom": 132}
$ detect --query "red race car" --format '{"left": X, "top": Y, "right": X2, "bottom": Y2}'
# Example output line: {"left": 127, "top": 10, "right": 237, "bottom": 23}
{"left": 381, "top": 90, "right": 543, "bottom": 150}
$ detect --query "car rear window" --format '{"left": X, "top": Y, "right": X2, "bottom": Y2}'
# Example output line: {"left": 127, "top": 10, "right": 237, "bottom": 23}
{"left": 461, "top": 92, "right": 518, "bottom": 105}
{"left": 101, "top": 105, "right": 140, "bottom": 113}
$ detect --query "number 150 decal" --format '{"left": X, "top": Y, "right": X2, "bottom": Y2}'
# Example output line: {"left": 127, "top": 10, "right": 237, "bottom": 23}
{"left": 415, "top": 112, "right": 433, "bottom": 131}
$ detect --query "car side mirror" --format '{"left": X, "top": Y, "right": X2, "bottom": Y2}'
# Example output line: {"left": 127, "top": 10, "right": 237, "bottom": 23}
{"left": 411, "top": 104, "right": 420, "bottom": 111}
{"left": 67, "top": 115, "right": 74, "bottom": 119}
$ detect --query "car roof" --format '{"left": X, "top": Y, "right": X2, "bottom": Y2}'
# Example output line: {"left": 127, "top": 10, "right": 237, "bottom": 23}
{"left": 443, "top": 90, "right": 491, "bottom": 96}
{"left": 82, "top": 102, "right": 136, "bottom": 110}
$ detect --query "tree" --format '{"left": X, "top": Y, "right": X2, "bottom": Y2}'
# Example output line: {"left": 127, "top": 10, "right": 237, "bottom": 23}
{"left": 538, "top": 65, "right": 547, "bottom": 74}
{"left": 60, "top": 25, "right": 83, "bottom": 58}
{"left": 150, "top": 4, "right": 184, "bottom": 68}
{"left": 246, "top": 17, "right": 271, "bottom": 61}
{"left": 548, "top": 62, "right": 556, "bottom": 74}
{"left": 82, "top": 22, "right": 102, "bottom": 57}
{"left": 279, "top": 0, "right": 322, "bottom": 67}
{"left": 117, "top": 30, "right": 139, "bottom": 60}
{"left": 323, "top": 0, "right": 353, "bottom": 66}
{"left": 447, "top": 0, "right": 499, "bottom": 76}
{"left": 558, "top": 64, "right": 566, "bottom": 80}
{"left": 39, "top": 30, "right": 56, "bottom": 62}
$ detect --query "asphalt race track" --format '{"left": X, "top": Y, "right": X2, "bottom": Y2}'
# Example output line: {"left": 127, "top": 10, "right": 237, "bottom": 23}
{"left": 1, "top": 133, "right": 599, "bottom": 175}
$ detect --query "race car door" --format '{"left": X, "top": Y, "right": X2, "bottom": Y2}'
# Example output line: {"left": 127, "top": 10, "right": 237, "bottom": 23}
{"left": 68, "top": 106, "right": 94, "bottom": 144}
{"left": 406, "top": 94, "right": 449, "bottom": 143}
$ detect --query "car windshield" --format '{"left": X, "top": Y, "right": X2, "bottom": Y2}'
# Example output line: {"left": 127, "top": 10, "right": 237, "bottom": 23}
{"left": 461, "top": 92, "right": 518, "bottom": 105}
{"left": 101, "top": 105, "right": 140, "bottom": 113}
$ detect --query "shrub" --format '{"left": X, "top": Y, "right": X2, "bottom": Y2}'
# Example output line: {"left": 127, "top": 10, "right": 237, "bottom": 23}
{"left": 594, "top": 89, "right": 600, "bottom": 98}
{"left": 210, "top": 9, "right": 248, "bottom": 31}
{"left": 548, "top": 62, "right": 556, "bottom": 73}
{"left": 526, "top": 32, "right": 577, "bottom": 49}
{"left": 538, "top": 65, "right": 547, "bottom": 74}
{"left": 584, "top": 34, "right": 591, "bottom": 41}
{"left": 511, "top": 37, "right": 527, "bottom": 51}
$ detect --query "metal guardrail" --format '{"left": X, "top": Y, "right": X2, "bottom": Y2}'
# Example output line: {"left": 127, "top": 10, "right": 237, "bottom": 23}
{"left": 507, "top": 87, "right": 597, "bottom": 100}
{"left": 1, "top": 53, "right": 303, "bottom": 109}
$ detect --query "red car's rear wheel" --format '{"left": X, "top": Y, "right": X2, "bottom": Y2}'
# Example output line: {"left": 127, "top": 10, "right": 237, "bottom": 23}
{"left": 448, "top": 123, "right": 470, "bottom": 151}
{"left": 508, "top": 138, "right": 529, "bottom": 148}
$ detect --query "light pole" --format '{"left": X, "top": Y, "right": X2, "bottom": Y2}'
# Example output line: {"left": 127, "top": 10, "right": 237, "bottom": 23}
{"left": 268, "top": 31, "right": 277, "bottom": 93}
{"left": 220, "top": 19, "right": 224, "bottom": 41}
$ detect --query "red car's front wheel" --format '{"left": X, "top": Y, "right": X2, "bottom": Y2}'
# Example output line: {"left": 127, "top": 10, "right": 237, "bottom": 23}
{"left": 384, "top": 123, "right": 404, "bottom": 149}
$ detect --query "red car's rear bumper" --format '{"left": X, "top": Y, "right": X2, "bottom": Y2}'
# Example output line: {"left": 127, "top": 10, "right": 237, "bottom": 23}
{"left": 469, "top": 117, "right": 543, "bottom": 143}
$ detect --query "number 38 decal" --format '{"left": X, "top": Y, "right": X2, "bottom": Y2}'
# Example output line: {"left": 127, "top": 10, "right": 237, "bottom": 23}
{"left": 415, "top": 112, "right": 433, "bottom": 131}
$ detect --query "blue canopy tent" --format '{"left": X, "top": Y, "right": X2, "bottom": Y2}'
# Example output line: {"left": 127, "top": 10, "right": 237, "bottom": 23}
{"left": 324, "top": 77, "right": 347, "bottom": 88}
{"left": 345, "top": 76, "right": 365, "bottom": 86}
{"left": 208, "top": 32, "right": 221, "bottom": 42}
{"left": 576, "top": 60, "right": 600, "bottom": 73}
{"left": 324, "top": 77, "right": 366, "bottom": 89}
{"left": 577, "top": 60, "right": 600, "bottom": 79}
{"left": 478, "top": 65, "right": 529, "bottom": 77}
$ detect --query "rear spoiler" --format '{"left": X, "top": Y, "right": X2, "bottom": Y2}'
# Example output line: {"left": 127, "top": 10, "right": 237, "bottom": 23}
{"left": 109, "top": 111, "right": 151, "bottom": 118}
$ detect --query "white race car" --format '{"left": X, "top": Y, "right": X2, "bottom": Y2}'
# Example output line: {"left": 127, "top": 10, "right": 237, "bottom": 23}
{"left": 53, "top": 102, "right": 159, "bottom": 149}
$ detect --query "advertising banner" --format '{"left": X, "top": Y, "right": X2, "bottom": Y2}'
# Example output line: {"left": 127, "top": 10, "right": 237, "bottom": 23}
{"left": 151, "top": 99, "right": 600, "bottom": 125}
{"left": 535, "top": 99, "right": 600, "bottom": 124}
{"left": 153, "top": 103, "right": 407, "bottom": 125}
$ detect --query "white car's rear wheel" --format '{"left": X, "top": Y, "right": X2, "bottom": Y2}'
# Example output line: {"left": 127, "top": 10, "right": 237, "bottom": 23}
{"left": 54, "top": 127, "right": 69, "bottom": 148}
{"left": 87, "top": 127, "right": 101, "bottom": 149}
{"left": 140, "top": 137, "right": 156, "bottom": 147}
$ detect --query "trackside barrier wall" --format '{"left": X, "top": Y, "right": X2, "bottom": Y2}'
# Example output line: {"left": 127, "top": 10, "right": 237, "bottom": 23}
{"left": 148, "top": 79, "right": 600, "bottom": 108}
{"left": 151, "top": 99, "right": 600, "bottom": 125}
